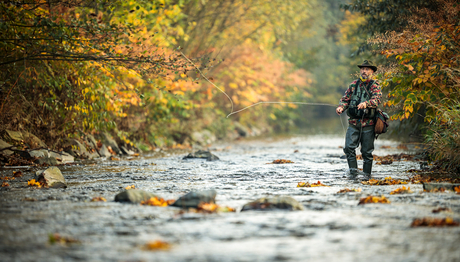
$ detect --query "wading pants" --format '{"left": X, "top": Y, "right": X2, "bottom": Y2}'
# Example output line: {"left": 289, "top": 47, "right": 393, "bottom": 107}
{"left": 343, "top": 124, "right": 375, "bottom": 174}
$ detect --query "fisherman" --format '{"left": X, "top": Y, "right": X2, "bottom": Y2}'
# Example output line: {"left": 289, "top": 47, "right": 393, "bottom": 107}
{"left": 336, "top": 60, "right": 382, "bottom": 179}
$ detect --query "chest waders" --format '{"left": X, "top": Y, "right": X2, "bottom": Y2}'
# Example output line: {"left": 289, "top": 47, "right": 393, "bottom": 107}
{"left": 344, "top": 80, "right": 376, "bottom": 178}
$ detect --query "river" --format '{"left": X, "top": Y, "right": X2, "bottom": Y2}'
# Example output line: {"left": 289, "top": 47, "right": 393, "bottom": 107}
{"left": 1, "top": 134, "right": 459, "bottom": 262}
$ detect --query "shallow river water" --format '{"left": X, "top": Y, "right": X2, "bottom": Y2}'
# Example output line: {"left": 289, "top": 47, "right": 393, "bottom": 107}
{"left": 1, "top": 135, "right": 460, "bottom": 262}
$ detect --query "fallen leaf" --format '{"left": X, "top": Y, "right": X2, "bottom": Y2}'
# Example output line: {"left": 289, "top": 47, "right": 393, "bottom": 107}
{"left": 1, "top": 176, "right": 15, "bottom": 180}
{"left": 337, "top": 188, "right": 362, "bottom": 193}
{"left": 23, "top": 197, "right": 37, "bottom": 201}
{"left": 13, "top": 171, "right": 22, "bottom": 177}
{"left": 110, "top": 156, "right": 120, "bottom": 161}
{"left": 49, "top": 233, "right": 80, "bottom": 245}
{"left": 144, "top": 240, "right": 171, "bottom": 251}
{"left": 358, "top": 195, "right": 390, "bottom": 205}
{"left": 390, "top": 186, "right": 413, "bottom": 194}
{"left": 27, "top": 179, "right": 42, "bottom": 188}
{"left": 297, "top": 181, "right": 330, "bottom": 187}
{"left": 125, "top": 185, "right": 135, "bottom": 190}
{"left": 411, "top": 217, "right": 459, "bottom": 227}
{"left": 269, "top": 159, "right": 294, "bottom": 164}
{"left": 362, "top": 177, "right": 408, "bottom": 186}
{"left": 141, "top": 197, "right": 174, "bottom": 207}
{"left": 454, "top": 186, "right": 460, "bottom": 194}
{"left": 2, "top": 181, "right": 10, "bottom": 187}
{"left": 91, "top": 197, "right": 107, "bottom": 202}
{"left": 424, "top": 187, "right": 446, "bottom": 193}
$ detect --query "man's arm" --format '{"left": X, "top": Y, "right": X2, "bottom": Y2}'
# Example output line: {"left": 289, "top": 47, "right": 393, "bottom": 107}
{"left": 336, "top": 81, "right": 356, "bottom": 114}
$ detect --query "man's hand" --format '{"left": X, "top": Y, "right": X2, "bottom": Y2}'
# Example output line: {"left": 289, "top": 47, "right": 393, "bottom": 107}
{"left": 336, "top": 107, "right": 344, "bottom": 115}
{"left": 357, "top": 102, "right": 367, "bottom": 110}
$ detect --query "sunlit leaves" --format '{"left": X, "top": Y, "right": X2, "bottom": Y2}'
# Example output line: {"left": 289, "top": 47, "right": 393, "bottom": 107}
{"left": 358, "top": 195, "right": 390, "bottom": 205}
{"left": 297, "top": 181, "right": 330, "bottom": 187}
{"left": 269, "top": 159, "right": 294, "bottom": 164}
{"left": 411, "top": 217, "right": 459, "bottom": 227}
{"left": 141, "top": 197, "right": 175, "bottom": 207}
{"left": 361, "top": 177, "right": 408, "bottom": 186}
{"left": 336, "top": 188, "right": 362, "bottom": 193}
{"left": 27, "top": 179, "right": 42, "bottom": 188}
{"left": 390, "top": 186, "right": 413, "bottom": 195}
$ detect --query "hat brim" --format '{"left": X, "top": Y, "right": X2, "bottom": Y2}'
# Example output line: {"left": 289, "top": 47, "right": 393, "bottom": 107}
{"left": 358, "top": 65, "right": 377, "bottom": 72}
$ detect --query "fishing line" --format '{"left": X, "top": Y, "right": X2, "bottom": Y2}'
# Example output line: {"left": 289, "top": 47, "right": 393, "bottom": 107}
{"left": 179, "top": 51, "right": 347, "bottom": 134}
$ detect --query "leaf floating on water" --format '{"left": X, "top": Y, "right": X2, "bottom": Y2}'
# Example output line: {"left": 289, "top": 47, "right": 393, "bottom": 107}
{"left": 390, "top": 186, "right": 413, "bottom": 194}
{"left": 144, "top": 240, "right": 171, "bottom": 251}
{"left": 358, "top": 195, "right": 390, "bottom": 205}
{"left": 49, "top": 233, "right": 80, "bottom": 245}
{"left": 337, "top": 188, "right": 362, "bottom": 193}
{"left": 91, "top": 196, "right": 107, "bottom": 202}
{"left": 125, "top": 185, "right": 135, "bottom": 190}
{"left": 27, "top": 179, "right": 42, "bottom": 188}
{"left": 297, "top": 181, "right": 330, "bottom": 187}
{"left": 424, "top": 187, "right": 446, "bottom": 193}
{"left": 269, "top": 159, "right": 294, "bottom": 164}
{"left": 432, "top": 207, "right": 451, "bottom": 213}
{"left": 361, "top": 177, "right": 408, "bottom": 186}
{"left": 2, "top": 181, "right": 10, "bottom": 187}
{"left": 141, "top": 197, "right": 174, "bottom": 207}
{"left": 13, "top": 171, "right": 22, "bottom": 177}
{"left": 454, "top": 186, "right": 460, "bottom": 194}
{"left": 1, "top": 176, "right": 15, "bottom": 180}
{"left": 411, "top": 217, "right": 459, "bottom": 227}
{"left": 109, "top": 156, "right": 120, "bottom": 161}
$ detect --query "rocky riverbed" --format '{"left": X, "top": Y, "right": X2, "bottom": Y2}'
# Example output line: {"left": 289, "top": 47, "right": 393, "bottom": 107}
{"left": 1, "top": 135, "right": 460, "bottom": 262}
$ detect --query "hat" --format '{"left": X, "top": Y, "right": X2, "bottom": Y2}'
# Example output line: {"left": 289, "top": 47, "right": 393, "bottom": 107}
{"left": 357, "top": 60, "right": 377, "bottom": 72}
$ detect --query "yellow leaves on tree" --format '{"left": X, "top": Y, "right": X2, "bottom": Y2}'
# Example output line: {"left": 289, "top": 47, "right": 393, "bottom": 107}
{"left": 358, "top": 195, "right": 390, "bottom": 205}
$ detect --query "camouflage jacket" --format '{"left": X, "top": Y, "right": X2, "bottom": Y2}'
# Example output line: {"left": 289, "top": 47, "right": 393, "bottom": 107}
{"left": 338, "top": 79, "right": 382, "bottom": 127}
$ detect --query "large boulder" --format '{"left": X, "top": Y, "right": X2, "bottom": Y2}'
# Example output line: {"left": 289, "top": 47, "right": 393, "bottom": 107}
{"left": 183, "top": 150, "right": 219, "bottom": 161}
{"left": 35, "top": 167, "right": 67, "bottom": 188}
{"left": 171, "top": 190, "right": 217, "bottom": 208}
{"left": 0, "top": 139, "right": 14, "bottom": 156}
{"left": 27, "top": 149, "right": 74, "bottom": 165}
{"left": 100, "top": 132, "right": 121, "bottom": 155}
{"left": 115, "top": 190, "right": 159, "bottom": 204}
{"left": 241, "top": 196, "right": 304, "bottom": 211}
{"left": 98, "top": 144, "right": 112, "bottom": 157}
{"left": 6, "top": 130, "right": 47, "bottom": 148}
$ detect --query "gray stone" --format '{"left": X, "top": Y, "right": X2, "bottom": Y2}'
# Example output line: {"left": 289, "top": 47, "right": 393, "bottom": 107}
{"left": 98, "top": 144, "right": 112, "bottom": 157}
{"left": 64, "top": 139, "right": 89, "bottom": 158}
{"left": 241, "top": 196, "right": 304, "bottom": 211}
{"left": 35, "top": 167, "right": 67, "bottom": 188}
{"left": 29, "top": 149, "right": 49, "bottom": 159}
{"left": 423, "top": 182, "right": 460, "bottom": 192}
{"left": 0, "top": 139, "right": 14, "bottom": 156}
{"left": 49, "top": 151, "right": 74, "bottom": 164}
{"left": 85, "top": 134, "right": 98, "bottom": 149}
{"left": 233, "top": 122, "right": 249, "bottom": 137}
{"left": 191, "top": 130, "right": 216, "bottom": 145}
{"left": 171, "top": 190, "right": 217, "bottom": 208}
{"left": 5, "top": 130, "right": 47, "bottom": 148}
{"left": 100, "top": 132, "right": 121, "bottom": 155}
{"left": 114, "top": 190, "right": 158, "bottom": 203}
{"left": 120, "top": 146, "right": 135, "bottom": 156}
{"left": 183, "top": 150, "right": 219, "bottom": 161}
{"left": 35, "top": 157, "right": 59, "bottom": 166}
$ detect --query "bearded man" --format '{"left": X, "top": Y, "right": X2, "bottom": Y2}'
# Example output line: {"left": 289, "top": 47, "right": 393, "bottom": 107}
{"left": 336, "top": 60, "right": 382, "bottom": 179}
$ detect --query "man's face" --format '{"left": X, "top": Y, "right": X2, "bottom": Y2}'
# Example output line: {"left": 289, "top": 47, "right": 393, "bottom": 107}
{"left": 360, "top": 67, "right": 374, "bottom": 79}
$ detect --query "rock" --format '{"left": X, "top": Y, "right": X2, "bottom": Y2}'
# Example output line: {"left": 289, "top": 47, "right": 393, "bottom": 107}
{"left": 98, "top": 144, "right": 112, "bottom": 157}
{"left": 64, "top": 139, "right": 89, "bottom": 158}
{"left": 241, "top": 196, "right": 304, "bottom": 211}
{"left": 120, "top": 146, "right": 135, "bottom": 156}
{"left": 233, "top": 122, "right": 249, "bottom": 137}
{"left": 171, "top": 190, "right": 217, "bottom": 208}
{"left": 29, "top": 149, "right": 49, "bottom": 159}
{"left": 191, "top": 130, "right": 216, "bottom": 145}
{"left": 114, "top": 190, "right": 158, "bottom": 203}
{"left": 0, "top": 139, "right": 14, "bottom": 156}
{"left": 49, "top": 151, "right": 74, "bottom": 164}
{"left": 183, "top": 150, "right": 219, "bottom": 161}
{"left": 6, "top": 130, "right": 47, "bottom": 148}
{"left": 100, "top": 132, "right": 121, "bottom": 155}
{"left": 84, "top": 134, "right": 98, "bottom": 149}
{"left": 27, "top": 149, "right": 74, "bottom": 165}
{"left": 35, "top": 156, "right": 59, "bottom": 166}
{"left": 35, "top": 167, "right": 67, "bottom": 188}
{"left": 423, "top": 182, "right": 460, "bottom": 191}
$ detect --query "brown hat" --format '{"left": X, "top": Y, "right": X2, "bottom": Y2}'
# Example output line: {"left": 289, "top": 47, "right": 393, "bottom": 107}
{"left": 357, "top": 60, "right": 377, "bottom": 72}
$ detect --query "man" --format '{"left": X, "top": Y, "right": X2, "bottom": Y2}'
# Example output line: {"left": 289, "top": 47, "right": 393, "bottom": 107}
{"left": 336, "top": 60, "right": 382, "bottom": 179}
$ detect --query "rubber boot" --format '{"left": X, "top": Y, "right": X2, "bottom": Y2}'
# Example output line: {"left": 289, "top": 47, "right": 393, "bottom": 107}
{"left": 363, "top": 162, "right": 372, "bottom": 180}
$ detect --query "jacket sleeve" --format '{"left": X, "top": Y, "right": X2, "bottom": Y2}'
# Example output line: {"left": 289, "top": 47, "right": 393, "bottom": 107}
{"left": 366, "top": 81, "right": 382, "bottom": 108}
{"left": 339, "top": 83, "right": 354, "bottom": 110}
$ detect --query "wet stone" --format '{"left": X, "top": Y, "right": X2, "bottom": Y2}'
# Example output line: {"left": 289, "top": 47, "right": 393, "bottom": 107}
{"left": 114, "top": 189, "right": 158, "bottom": 204}
{"left": 182, "top": 150, "right": 219, "bottom": 161}
{"left": 171, "top": 189, "right": 217, "bottom": 208}
{"left": 241, "top": 196, "right": 304, "bottom": 211}
{"left": 35, "top": 167, "right": 67, "bottom": 188}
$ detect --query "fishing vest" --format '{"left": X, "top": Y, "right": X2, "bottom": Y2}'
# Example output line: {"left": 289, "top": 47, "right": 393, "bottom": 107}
{"left": 347, "top": 79, "right": 376, "bottom": 119}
